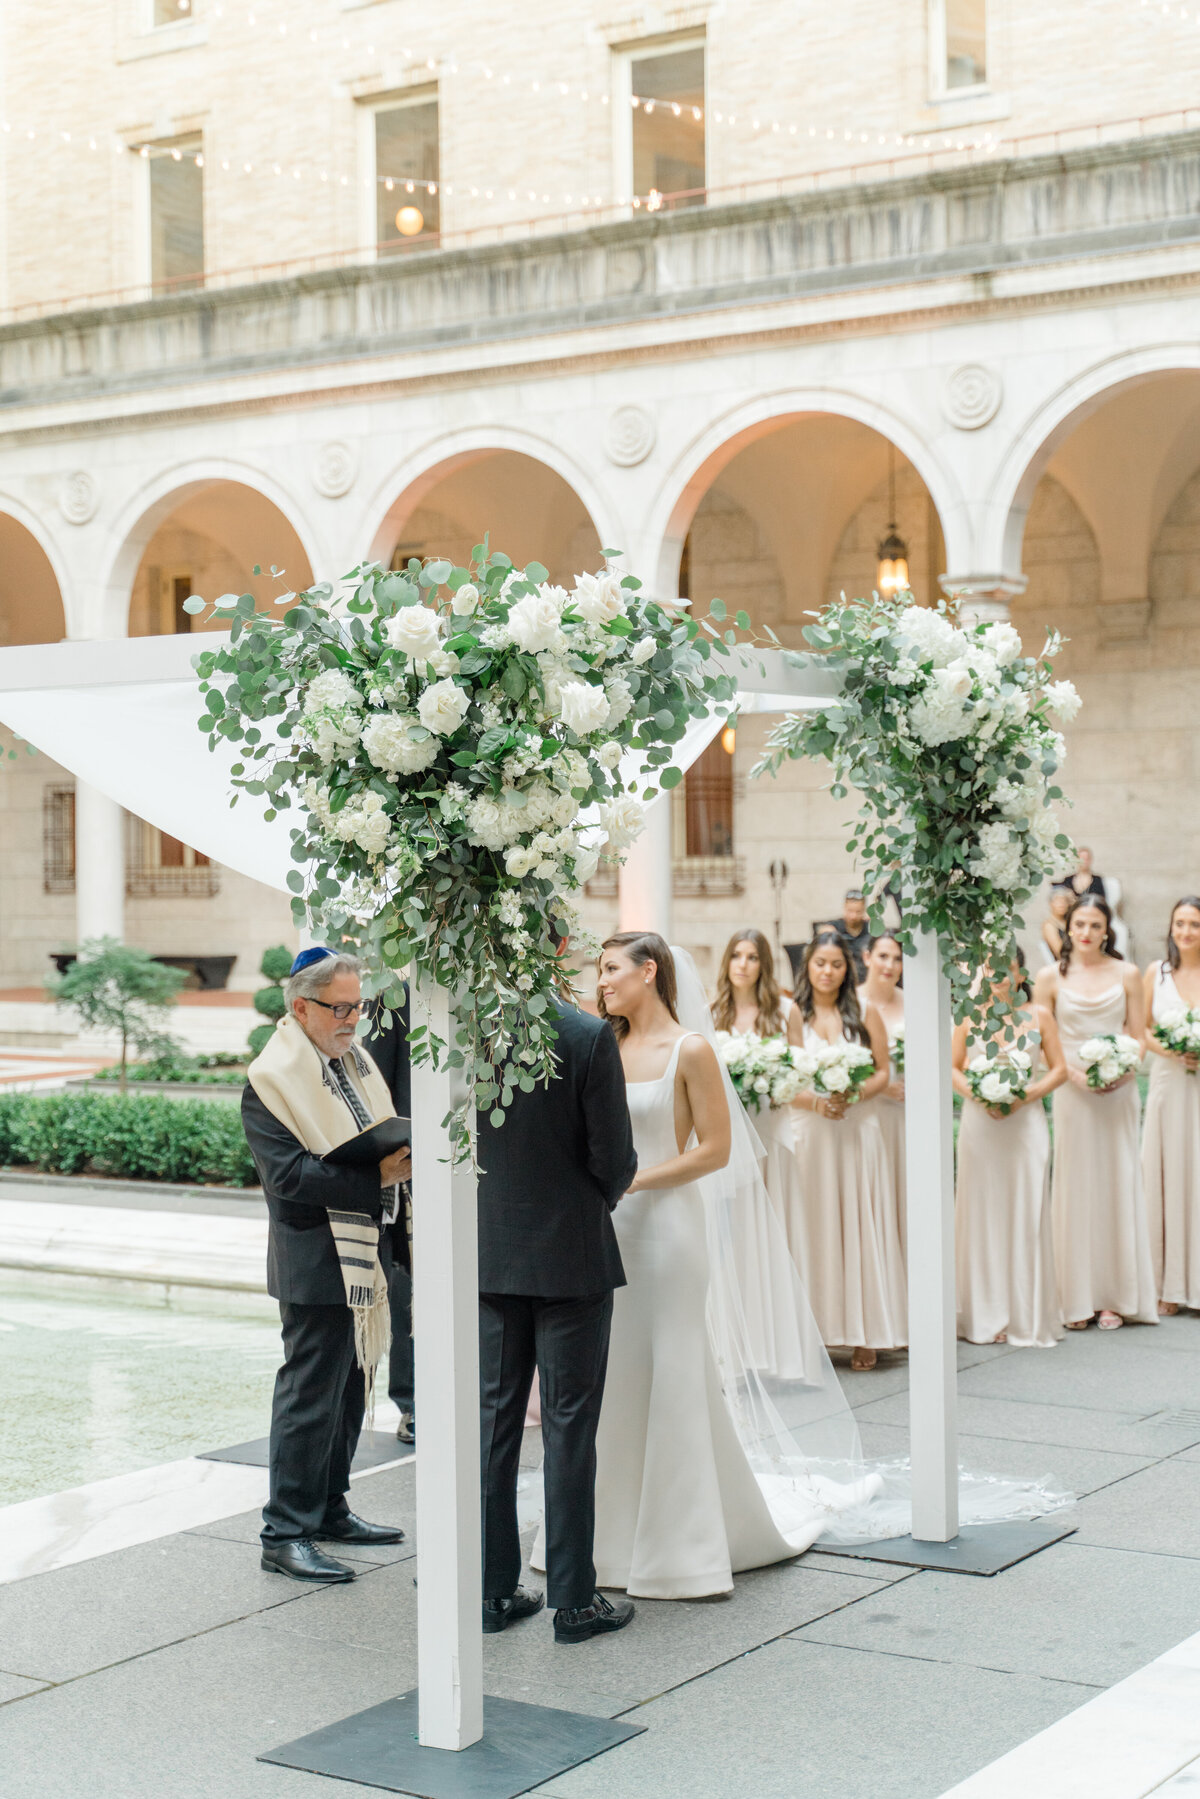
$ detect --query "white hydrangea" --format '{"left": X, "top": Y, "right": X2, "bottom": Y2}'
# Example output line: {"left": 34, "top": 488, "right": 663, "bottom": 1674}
{"left": 992, "top": 776, "right": 1044, "bottom": 821}
{"left": 558, "top": 680, "right": 610, "bottom": 736}
{"left": 1045, "top": 680, "right": 1082, "bottom": 722}
{"left": 303, "top": 668, "right": 362, "bottom": 715}
{"left": 971, "top": 821, "right": 1025, "bottom": 889}
{"left": 360, "top": 714, "right": 439, "bottom": 776}
{"left": 980, "top": 621, "right": 1023, "bottom": 667}
{"left": 386, "top": 605, "right": 443, "bottom": 662}
{"left": 306, "top": 712, "right": 362, "bottom": 763}
{"left": 464, "top": 793, "right": 525, "bottom": 852}
{"left": 572, "top": 570, "right": 627, "bottom": 625}
{"left": 330, "top": 790, "right": 392, "bottom": 856}
{"left": 897, "top": 605, "right": 968, "bottom": 668}
{"left": 505, "top": 591, "right": 562, "bottom": 654}
{"left": 604, "top": 677, "right": 634, "bottom": 728}
{"left": 417, "top": 678, "right": 470, "bottom": 737}
{"left": 304, "top": 777, "right": 334, "bottom": 827}
{"left": 599, "top": 795, "right": 646, "bottom": 850}
{"left": 906, "top": 671, "right": 972, "bottom": 747}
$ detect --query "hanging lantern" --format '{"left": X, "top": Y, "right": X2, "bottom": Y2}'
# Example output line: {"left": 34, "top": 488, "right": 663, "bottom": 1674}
{"left": 395, "top": 205, "right": 425, "bottom": 236}
{"left": 876, "top": 443, "right": 911, "bottom": 597}
{"left": 721, "top": 724, "right": 737, "bottom": 756}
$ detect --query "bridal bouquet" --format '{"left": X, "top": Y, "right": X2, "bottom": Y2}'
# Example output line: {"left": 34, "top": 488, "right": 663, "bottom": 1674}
{"left": 890, "top": 1024, "right": 905, "bottom": 1077}
{"left": 793, "top": 1038, "right": 876, "bottom": 1105}
{"left": 192, "top": 546, "right": 741, "bottom": 1147}
{"left": 1151, "top": 1005, "right": 1200, "bottom": 1073}
{"left": 1078, "top": 1033, "right": 1141, "bottom": 1091}
{"left": 715, "top": 1033, "right": 807, "bottom": 1112}
{"left": 965, "top": 1046, "right": 1032, "bottom": 1115}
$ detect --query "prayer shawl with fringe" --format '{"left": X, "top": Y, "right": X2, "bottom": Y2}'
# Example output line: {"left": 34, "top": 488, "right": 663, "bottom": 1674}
{"left": 249, "top": 1014, "right": 395, "bottom": 1395}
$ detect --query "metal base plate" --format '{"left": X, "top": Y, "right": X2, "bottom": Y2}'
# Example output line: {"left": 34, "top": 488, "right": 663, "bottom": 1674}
{"left": 197, "top": 1430, "right": 407, "bottom": 1471}
{"left": 259, "top": 1691, "right": 645, "bottom": 1798}
{"left": 816, "top": 1516, "right": 1077, "bottom": 1576}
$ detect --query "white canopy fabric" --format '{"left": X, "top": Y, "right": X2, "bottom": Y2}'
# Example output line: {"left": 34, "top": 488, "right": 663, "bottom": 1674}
{"left": 0, "top": 635, "right": 839, "bottom": 894}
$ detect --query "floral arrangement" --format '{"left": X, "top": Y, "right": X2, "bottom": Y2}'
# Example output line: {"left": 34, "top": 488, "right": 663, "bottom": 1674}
{"left": 1151, "top": 1005, "right": 1200, "bottom": 1074}
{"left": 715, "top": 1032, "right": 807, "bottom": 1112}
{"left": 1078, "top": 1033, "right": 1142, "bottom": 1091}
{"left": 754, "top": 596, "right": 1077, "bottom": 1032}
{"left": 191, "top": 548, "right": 740, "bottom": 1147}
{"left": 792, "top": 1037, "right": 877, "bottom": 1104}
{"left": 890, "top": 1023, "right": 905, "bottom": 1078}
{"left": 965, "top": 1046, "right": 1032, "bottom": 1114}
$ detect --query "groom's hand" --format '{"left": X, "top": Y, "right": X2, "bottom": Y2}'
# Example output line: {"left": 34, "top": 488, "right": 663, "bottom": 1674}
{"left": 380, "top": 1147, "right": 413, "bottom": 1186}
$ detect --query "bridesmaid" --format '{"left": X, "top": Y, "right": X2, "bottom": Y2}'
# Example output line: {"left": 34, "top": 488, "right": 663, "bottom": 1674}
{"left": 785, "top": 932, "right": 905, "bottom": 1371}
{"left": 858, "top": 934, "right": 906, "bottom": 1258}
{"left": 712, "top": 929, "right": 791, "bottom": 1040}
{"left": 1033, "top": 896, "right": 1157, "bottom": 1331}
{"left": 953, "top": 954, "right": 1067, "bottom": 1347}
{"left": 1143, "top": 896, "right": 1200, "bottom": 1314}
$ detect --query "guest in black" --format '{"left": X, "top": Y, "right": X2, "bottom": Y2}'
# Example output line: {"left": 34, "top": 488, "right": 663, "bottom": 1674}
{"left": 476, "top": 995, "right": 638, "bottom": 1644}
{"left": 364, "top": 991, "right": 416, "bottom": 1446}
{"left": 815, "top": 888, "right": 872, "bottom": 984}
{"left": 242, "top": 949, "right": 411, "bottom": 1583}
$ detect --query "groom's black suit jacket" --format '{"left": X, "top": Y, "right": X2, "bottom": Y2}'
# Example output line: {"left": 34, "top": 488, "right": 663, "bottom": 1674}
{"left": 476, "top": 1001, "right": 635, "bottom": 1297}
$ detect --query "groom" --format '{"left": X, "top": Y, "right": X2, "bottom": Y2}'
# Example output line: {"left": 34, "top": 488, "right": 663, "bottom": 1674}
{"left": 476, "top": 991, "right": 637, "bottom": 1644}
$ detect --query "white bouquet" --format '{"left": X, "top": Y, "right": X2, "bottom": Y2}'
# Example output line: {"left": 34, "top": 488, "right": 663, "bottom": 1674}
{"left": 715, "top": 1032, "right": 807, "bottom": 1113}
{"left": 793, "top": 1038, "right": 877, "bottom": 1106}
{"left": 965, "top": 1046, "right": 1033, "bottom": 1115}
{"left": 1151, "top": 1004, "right": 1200, "bottom": 1075}
{"left": 1077, "top": 1033, "right": 1142, "bottom": 1091}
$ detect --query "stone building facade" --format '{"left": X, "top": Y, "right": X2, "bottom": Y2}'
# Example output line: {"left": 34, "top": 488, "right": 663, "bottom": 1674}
{"left": 2, "top": 1, "right": 1200, "bottom": 996}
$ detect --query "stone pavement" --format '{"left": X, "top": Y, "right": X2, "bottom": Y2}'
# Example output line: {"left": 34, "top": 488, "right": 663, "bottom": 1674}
{"left": 4, "top": 1319, "right": 1200, "bottom": 1799}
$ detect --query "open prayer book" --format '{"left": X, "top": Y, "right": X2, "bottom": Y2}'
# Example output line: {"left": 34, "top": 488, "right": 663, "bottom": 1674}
{"left": 321, "top": 1116, "right": 411, "bottom": 1169}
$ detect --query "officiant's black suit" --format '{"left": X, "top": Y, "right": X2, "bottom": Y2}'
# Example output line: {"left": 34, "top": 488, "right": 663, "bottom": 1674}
{"left": 364, "top": 995, "right": 415, "bottom": 1424}
{"left": 476, "top": 1000, "right": 636, "bottom": 1611}
{"left": 242, "top": 1085, "right": 385, "bottom": 1544}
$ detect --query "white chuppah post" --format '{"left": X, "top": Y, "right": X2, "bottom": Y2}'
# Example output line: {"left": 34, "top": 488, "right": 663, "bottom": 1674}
{"left": 902, "top": 931, "right": 959, "bottom": 1542}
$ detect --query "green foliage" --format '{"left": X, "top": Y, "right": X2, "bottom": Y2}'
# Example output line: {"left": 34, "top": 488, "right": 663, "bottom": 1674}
{"left": 259, "top": 944, "right": 293, "bottom": 982}
{"left": 252, "top": 985, "right": 287, "bottom": 1020}
{"left": 247, "top": 1023, "right": 276, "bottom": 1059}
{"left": 0, "top": 1092, "right": 257, "bottom": 1187}
{"left": 244, "top": 942, "right": 293, "bottom": 1054}
{"left": 91, "top": 1050, "right": 246, "bottom": 1086}
{"left": 51, "top": 939, "right": 185, "bottom": 1088}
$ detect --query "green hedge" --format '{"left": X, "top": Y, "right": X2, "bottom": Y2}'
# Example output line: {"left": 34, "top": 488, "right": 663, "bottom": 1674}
{"left": 0, "top": 1092, "right": 258, "bottom": 1188}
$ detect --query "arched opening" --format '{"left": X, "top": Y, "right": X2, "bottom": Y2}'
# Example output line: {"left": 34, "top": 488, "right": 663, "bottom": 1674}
{"left": 127, "top": 480, "right": 314, "bottom": 636}
{"left": 373, "top": 450, "right": 604, "bottom": 586}
{"left": 0, "top": 514, "right": 66, "bottom": 646}
{"left": 1007, "top": 370, "right": 1200, "bottom": 958}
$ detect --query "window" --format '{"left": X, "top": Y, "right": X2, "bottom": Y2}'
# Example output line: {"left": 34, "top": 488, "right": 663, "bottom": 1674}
{"left": 941, "top": 0, "right": 987, "bottom": 91}
{"left": 626, "top": 39, "right": 705, "bottom": 207}
{"left": 152, "top": 0, "right": 193, "bottom": 23}
{"left": 43, "top": 785, "right": 76, "bottom": 894}
{"left": 673, "top": 735, "right": 744, "bottom": 895}
{"left": 148, "top": 136, "right": 204, "bottom": 290}
{"left": 126, "top": 816, "right": 219, "bottom": 897}
{"left": 136, "top": 567, "right": 193, "bottom": 634}
{"left": 373, "top": 97, "right": 440, "bottom": 253}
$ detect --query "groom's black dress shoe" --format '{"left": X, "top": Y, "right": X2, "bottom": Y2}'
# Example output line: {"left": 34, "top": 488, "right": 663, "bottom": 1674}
{"left": 554, "top": 1592, "right": 635, "bottom": 1644}
{"left": 482, "top": 1587, "right": 545, "bottom": 1633}
{"left": 261, "top": 1538, "right": 356, "bottom": 1582}
{"left": 396, "top": 1413, "right": 416, "bottom": 1445}
{"left": 319, "top": 1511, "right": 406, "bottom": 1546}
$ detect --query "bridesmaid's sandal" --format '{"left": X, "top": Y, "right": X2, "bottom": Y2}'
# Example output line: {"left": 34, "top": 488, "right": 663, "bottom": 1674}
{"left": 1065, "top": 1318, "right": 1091, "bottom": 1330}
{"left": 1097, "top": 1310, "right": 1124, "bottom": 1330}
{"left": 993, "top": 1332, "right": 1008, "bottom": 1344}
{"left": 1159, "top": 1302, "right": 1180, "bottom": 1316}
{"left": 850, "top": 1348, "right": 878, "bottom": 1371}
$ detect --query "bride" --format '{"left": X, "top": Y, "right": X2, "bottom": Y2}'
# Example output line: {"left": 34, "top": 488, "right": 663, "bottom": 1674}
{"left": 588, "top": 930, "right": 862, "bottom": 1599}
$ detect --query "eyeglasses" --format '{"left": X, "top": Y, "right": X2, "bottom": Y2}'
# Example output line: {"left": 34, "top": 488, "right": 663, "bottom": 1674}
{"left": 305, "top": 997, "right": 365, "bottom": 1021}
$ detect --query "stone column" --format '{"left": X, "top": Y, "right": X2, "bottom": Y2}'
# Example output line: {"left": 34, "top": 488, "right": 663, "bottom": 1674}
{"left": 938, "top": 573, "right": 1027, "bottom": 627}
{"left": 74, "top": 780, "right": 125, "bottom": 944}
{"left": 618, "top": 793, "right": 673, "bottom": 937}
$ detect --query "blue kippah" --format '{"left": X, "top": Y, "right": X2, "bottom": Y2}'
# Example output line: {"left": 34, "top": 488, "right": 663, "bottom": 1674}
{"left": 290, "top": 946, "right": 334, "bottom": 976}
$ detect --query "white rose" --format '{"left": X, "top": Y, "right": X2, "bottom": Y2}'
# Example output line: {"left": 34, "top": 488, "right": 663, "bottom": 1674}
{"left": 967, "top": 1054, "right": 990, "bottom": 1074}
{"left": 604, "top": 677, "right": 634, "bottom": 728}
{"left": 753, "top": 1077, "right": 770, "bottom": 1094}
{"left": 1045, "top": 680, "right": 1082, "bottom": 723}
{"left": 503, "top": 845, "right": 538, "bottom": 877}
{"left": 304, "top": 668, "right": 362, "bottom": 714}
{"left": 572, "top": 570, "right": 627, "bottom": 625}
{"left": 387, "top": 605, "right": 443, "bottom": 661}
{"left": 980, "top": 622, "right": 1023, "bottom": 667}
{"left": 450, "top": 583, "right": 480, "bottom": 615}
{"left": 978, "top": 1072, "right": 1009, "bottom": 1104}
{"left": 1007, "top": 1049, "right": 1032, "bottom": 1072}
{"left": 599, "top": 796, "right": 646, "bottom": 851}
{"left": 558, "top": 680, "right": 610, "bottom": 736}
{"left": 417, "top": 678, "right": 470, "bottom": 737}
{"left": 573, "top": 844, "right": 601, "bottom": 884}
{"left": 935, "top": 660, "right": 974, "bottom": 702}
{"left": 506, "top": 591, "right": 561, "bottom": 654}
{"left": 822, "top": 1065, "right": 851, "bottom": 1093}
{"left": 630, "top": 636, "right": 657, "bottom": 665}
{"left": 597, "top": 741, "right": 622, "bottom": 769}
{"left": 428, "top": 648, "right": 460, "bottom": 678}
{"left": 360, "top": 713, "right": 439, "bottom": 776}
{"left": 1078, "top": 1037, "right": 1107, "bottom": 1066}
{"left": 1097, "top": 1059, "right": 1121, "bottom": 1086}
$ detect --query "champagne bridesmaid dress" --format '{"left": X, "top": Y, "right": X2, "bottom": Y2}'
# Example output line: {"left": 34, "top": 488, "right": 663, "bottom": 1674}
{"left": 1051, "top": 982, "right": 1158, "bottom": 1325}
{"left": 781, "top": 1025, "right": 906, "bottom": 1351}
{"left": 872, "top": 1016, "right": 906, "bottom": 1261}
{"left": 1143, "top": 966, "right": 1200, "bottom": 1309}
{"left": 955, "top": 1032, "right": 1061, "bottom": 1348}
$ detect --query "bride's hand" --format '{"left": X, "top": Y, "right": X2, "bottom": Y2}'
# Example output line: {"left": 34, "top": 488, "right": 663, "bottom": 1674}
{"left": 625, "top": 1171, "right": 644, "bottom": 1194}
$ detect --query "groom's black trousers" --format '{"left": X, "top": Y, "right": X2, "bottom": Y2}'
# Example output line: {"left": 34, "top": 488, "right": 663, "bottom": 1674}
{"left": 479, "top": 1290, "right": 613, "bottom": 1612}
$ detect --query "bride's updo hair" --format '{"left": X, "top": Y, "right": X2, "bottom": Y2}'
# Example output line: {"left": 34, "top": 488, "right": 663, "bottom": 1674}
{"left": 712, "top": 927, "right": 784, "bottom": 1037}
{"left": 1059, "top": 894, "right": 1120, "bottom": 974}
{"left": 598, "top": 931, "right": 679, "bottom": 1040}
{"left": 794, "top": 930, "right": 870, "bottom": 1047}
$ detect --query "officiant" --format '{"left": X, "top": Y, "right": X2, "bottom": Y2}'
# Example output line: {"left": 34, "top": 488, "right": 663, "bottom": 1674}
{"left": 242, "top": 948, "right": 411, "bottom": 1583}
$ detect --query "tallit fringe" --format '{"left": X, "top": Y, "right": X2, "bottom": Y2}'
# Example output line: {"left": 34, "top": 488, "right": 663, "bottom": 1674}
{"left": 353, "top": 1267, "right": 392, "bottom": 1430}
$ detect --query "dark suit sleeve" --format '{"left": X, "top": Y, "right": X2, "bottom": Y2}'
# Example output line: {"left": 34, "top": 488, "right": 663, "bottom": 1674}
{"left": 241, "top": 1087, "right": 384, "bottom": 1220}
{"left": 581, "top": 1023, "right": 637, "bottom": 1209}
